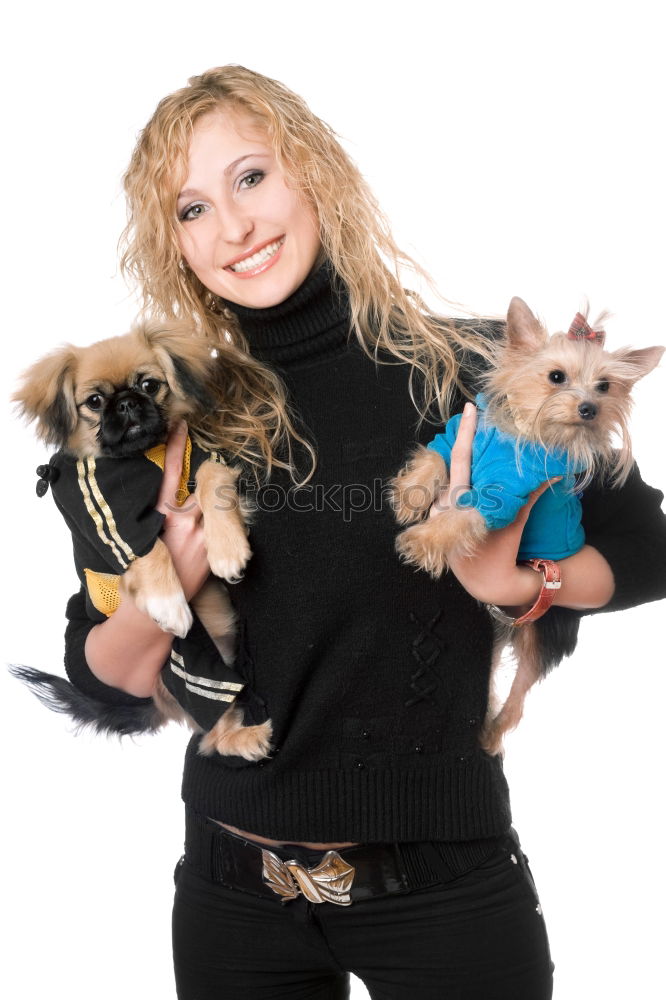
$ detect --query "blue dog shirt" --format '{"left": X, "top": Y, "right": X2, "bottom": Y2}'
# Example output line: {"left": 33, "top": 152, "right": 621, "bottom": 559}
{"left": 426, "top": 394, "right": 586, "bottom": 560}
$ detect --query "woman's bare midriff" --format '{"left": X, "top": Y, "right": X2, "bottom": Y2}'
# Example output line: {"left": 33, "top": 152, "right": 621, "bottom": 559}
{"left": 212, "top": 819, "right": 358, "bottom": 850}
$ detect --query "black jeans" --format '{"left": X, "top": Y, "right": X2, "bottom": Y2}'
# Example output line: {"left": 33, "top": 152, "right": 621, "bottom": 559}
{"left": 172, "top": 829, "right": 554, "bottom": 999}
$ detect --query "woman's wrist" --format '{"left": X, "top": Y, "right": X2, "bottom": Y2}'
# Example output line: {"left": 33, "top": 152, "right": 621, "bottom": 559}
{"left": 489, "top": 559, "right": 562, "bottom": 625}
{"left": 84, "top": 598, "right": 173, "bottom": 697}
{"left": 494, "top": 564, "right": 544, "bottom": 617}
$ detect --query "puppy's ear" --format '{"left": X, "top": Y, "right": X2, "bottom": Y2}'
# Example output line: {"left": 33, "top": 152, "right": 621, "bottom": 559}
{"left": 506, "top": 297, "right": 549, "bottom": 353}
{"left": 609, "top": 345, "right": 665, "bottom": 385}
{"left": 13, "top": 346, "right": 79, "bottom": 447}
{"left": 140, "top": 322, "right": 216, "bottom": 413}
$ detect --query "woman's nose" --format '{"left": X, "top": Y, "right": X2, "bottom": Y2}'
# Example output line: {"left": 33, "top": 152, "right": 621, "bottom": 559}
{"left": 216, "top": 201, "right": 254, "bottom": 246}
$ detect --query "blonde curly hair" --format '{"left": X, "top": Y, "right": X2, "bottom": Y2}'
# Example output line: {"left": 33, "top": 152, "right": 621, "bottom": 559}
{"left": 121, "top": 64, "right": 492, "bottom": 484}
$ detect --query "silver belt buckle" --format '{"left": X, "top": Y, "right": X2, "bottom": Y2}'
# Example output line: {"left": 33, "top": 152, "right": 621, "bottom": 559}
{"left": 261, "top": 848, "right": 355, "bottom": 906}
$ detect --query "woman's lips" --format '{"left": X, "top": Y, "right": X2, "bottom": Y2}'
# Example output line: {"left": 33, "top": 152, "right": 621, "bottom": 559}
{"left": 224, "top": 237, "right": 285, "bottom": 278}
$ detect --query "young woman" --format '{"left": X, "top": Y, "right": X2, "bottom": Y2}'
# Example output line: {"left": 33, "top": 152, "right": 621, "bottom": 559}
{"left": 62, "top": 66, "right": 666, "bottom": 999}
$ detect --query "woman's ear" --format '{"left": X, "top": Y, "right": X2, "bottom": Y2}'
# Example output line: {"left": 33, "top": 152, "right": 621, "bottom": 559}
{"left": 13, "top": 346, "right": 79, "bottom": 447}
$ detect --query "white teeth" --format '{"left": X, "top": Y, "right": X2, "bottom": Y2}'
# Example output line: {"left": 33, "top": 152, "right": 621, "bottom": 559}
{"left": 229, "top": 238, "right": 284, "bottom": 273}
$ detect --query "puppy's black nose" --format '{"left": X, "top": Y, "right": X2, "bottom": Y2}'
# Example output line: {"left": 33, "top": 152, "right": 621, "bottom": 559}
{"left": 115, "top": 392, "right": 141, "bottom": 416}
{"left": 578, "top": 402, "right": 597, "bottom": 421}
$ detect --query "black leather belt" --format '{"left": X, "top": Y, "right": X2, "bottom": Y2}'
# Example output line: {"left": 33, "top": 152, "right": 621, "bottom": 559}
{"left": 182, "top": 810, "right": 505, "bottom": 906}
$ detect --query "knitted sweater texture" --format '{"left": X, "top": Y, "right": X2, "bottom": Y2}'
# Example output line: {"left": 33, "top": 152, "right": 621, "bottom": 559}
{"left": 63, "top": 265, "right": 666, "bottom": 843}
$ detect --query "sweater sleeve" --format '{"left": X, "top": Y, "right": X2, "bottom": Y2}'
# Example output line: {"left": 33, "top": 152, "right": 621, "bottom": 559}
{"left": 578, "top": 461, "right": 666, "bottom": 615}
{"left": 63, "top": 589, "right": 153, "bottom": 707}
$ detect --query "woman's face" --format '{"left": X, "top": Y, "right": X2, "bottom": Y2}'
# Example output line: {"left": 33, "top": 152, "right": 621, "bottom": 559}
{"left": 176, "top": 111, "right": 321, "bottom": 310}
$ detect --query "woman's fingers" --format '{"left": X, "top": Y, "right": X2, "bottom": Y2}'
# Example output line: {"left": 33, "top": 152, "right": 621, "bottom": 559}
{"left": 448, "top": 402, "right": 477, "bottom": 492}
{"left": 445, "top": 476, "right": 564, "bottom": 606}
{"left": 513, "top": 477, "right": 563, "bottom": 527}
{"left": 153, "top": 422, "right": 209, "bottom": 599}
{"left": 156, "top": 421, "right": 200, "bottom": 518}
{"left": 430, "top": 402, "right": 477, "bottom": 519}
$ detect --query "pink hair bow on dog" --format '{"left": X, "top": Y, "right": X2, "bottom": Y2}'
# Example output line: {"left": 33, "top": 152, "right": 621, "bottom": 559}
{"left": 567, "top": 312, "right": 606, "bottom": 347}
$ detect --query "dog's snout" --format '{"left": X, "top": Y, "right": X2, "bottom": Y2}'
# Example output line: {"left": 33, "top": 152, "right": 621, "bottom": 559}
{"left": 578, "top": 402, "right": 598, "bottom": 421}
{"left": 100, "top": 386, "right": 167, "bottom": 456}
{"left": 115, "top": 392, "right": 141, "bottom": 417}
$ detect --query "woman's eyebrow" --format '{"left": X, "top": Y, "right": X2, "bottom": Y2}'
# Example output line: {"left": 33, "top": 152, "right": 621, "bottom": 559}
{"left": 178, "top": 153, "right": 272, "bottom": 201}
{"left": 223, "top": 152, "right": 270, "bottom": 175}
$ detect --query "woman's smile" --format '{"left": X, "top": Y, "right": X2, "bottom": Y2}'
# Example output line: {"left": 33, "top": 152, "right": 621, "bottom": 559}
{"left": 224, "top": 235, "right": 285, "bottom": 276}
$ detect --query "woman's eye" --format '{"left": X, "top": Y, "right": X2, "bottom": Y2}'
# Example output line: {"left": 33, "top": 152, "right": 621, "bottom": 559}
{"left": 179, "top": 202, "right": 207, "bottom": 222}
{"left": 548, "top": 370, "right": 567, "bottom": 385}
{"left": 140, "top": 378, "right": 161, "bottom": 396}
{"left": 85, "top": 394, "right": 103, "bottom": 410}
{"left": 596, "top": 379, "right": 610, "bottom": 393}
{"left": 239, "top": 170, "right": 265, "bottom": 190}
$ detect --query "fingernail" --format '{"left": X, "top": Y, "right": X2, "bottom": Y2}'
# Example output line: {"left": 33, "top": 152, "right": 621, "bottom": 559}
{"left": 463, "top": 402, "right": 476, "bottom": 417}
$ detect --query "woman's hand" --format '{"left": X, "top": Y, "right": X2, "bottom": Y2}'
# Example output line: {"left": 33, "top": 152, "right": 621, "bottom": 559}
{"left": 156, "top": 421, "right": 211, "bottom": 602}
{"left": 430, "top": 404, "right": 545, "bottom": 608}
{"left": 431, "top": 403, "right": 615, "bottom": 612}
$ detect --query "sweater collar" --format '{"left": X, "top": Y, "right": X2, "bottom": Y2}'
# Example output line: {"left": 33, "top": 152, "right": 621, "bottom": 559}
{"left": 220, "top": 261, "right": 351, "bottom": 367}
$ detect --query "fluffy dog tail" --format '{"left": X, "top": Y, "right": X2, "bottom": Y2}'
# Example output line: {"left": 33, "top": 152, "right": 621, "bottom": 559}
{"left": 9, "top": 665, "right": 164, "bottom": 737}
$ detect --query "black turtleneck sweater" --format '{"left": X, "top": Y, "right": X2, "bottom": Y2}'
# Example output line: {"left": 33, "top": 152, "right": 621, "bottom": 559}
{"left": 64, "top": 265, "right": 666, "bottom": 843}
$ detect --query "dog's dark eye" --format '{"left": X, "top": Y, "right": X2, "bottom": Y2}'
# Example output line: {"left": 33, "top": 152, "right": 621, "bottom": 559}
{"left": 140, "top": 378, "right": 161, "bottom": 396}
{"left": 548, "top": 370, "right": 567, "bottom": 385}
{"left": 596, "top": 380, "right": 610, "bottom": 393}
{"left": 85, "top": 394, "right": 104, "bottom": 410}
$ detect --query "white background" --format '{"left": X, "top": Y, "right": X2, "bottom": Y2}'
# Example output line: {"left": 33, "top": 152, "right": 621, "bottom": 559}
{"left": 2, "top": 1, "right": 665, "bottom": 997}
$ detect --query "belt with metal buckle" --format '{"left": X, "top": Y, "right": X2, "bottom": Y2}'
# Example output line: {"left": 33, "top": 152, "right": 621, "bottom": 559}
{"left": 182, "top": 810, "right": 504, "bottom": 906}
{"left": 261, "top": 847, "right": 356, "bottom": 905}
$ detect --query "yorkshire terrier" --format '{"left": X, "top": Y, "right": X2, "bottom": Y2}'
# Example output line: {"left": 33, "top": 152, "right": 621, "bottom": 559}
{"left": 12, "top": 320, "right": 272, "bottom": 760}
{"left": 390, "top": 297, "right": 663, "bottom": 754}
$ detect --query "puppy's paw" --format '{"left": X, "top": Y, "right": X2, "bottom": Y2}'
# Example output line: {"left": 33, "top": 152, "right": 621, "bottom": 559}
{"left": 396, "top": 505, "right": 488, "bottom": 578}
{"left": 389, "top": 447, "right": 448, "bottom": 525}
{"left": 206, "top": 527, "right": 252, "bottom": 582}
{"left": 121, "top": 541, "right": 192, "bottom": 635}
{"left": 389, "top": 477, "right": 428, "bottom": 526}
{"left": 395, "top": 520, "right": 451, "bottom": 578}
{"left": 140, "top": 591, "right": 193, "bottom": 637}
{"left": 220, "top": 719, "right": 273, "bottom": 761}
{"left": 198, "top": 707, "right": 273, "bottom": 760}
